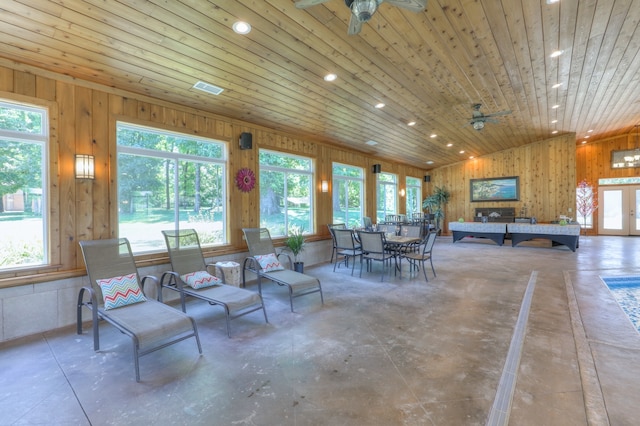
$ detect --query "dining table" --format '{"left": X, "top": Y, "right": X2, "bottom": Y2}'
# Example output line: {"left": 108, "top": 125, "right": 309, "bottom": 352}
{"left": 383, "top": 234, "right": 422, "bottom": 273}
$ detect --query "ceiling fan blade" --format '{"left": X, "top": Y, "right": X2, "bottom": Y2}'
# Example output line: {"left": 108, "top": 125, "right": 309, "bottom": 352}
{"left": 382, "top": 0, "right": 428, "bottom": 13}
{"left": 295, "top": 0, "right": 331, "bottom": 9}
{"left": 485, "top": 110, "right": 512, "bottom": 117}
{"left": 485, "top": 118, "right": 500, "bottom": 124}
{"left": 348, "top": 14, "right": 363, "bottom": 35}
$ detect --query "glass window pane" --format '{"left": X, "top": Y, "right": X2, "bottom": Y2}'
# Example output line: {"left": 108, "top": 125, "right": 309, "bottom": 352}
{"left": 0, "top": 101, "right": 48, "bottom": 270}
{"left": 332, "top": 163, "right": 363, "bottom": 227}
{"left": 260, "top": 150, "right": 314, "bottom": 236}
{"left": 117, "top": 123, "right": 227, "bottom": 253}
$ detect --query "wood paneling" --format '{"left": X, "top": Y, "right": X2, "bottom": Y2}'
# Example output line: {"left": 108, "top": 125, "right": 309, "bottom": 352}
{"left": 429, "top": 134, "right": 577, "bottom": 234}
{"left": 0, "top": 1, "right": 639, "bottom": 170}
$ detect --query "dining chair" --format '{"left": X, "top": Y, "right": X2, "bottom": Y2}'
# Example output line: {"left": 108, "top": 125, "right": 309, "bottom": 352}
{"left": 332, "top": 228, "right": 363, "bottom": 275}
{"left": 356, "top": 230, "right": 396, "bottom": 281}
{"left": 402, "top": 231, "right": 438, "bottom": 281}
{"left": 327, "top": 223, "right": 347, "bottom": 264}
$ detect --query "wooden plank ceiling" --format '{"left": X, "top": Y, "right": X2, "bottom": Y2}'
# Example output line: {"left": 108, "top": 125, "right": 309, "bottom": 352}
{"left": 1, "top": 0, "right": 640, "bottom": 169}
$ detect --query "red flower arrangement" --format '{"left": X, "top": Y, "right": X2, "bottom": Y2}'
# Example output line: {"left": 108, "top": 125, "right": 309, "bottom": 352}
{"left": 235, "top": 168, "right": 256, "bottom": 192}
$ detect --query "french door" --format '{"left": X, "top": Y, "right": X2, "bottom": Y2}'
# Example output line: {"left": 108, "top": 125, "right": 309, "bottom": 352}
{"left": 598, "top": 185, "right": 640, "bottom": 235}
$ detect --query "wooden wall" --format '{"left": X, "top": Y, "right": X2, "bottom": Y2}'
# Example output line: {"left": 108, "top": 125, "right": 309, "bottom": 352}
{"left": 576, "top": 131, "right": 640, "bottom": 232}
{"left": 0, "top": 64, "right": 428, "bottom": 288}
{"left": 427, "top": 134, "right": 577, "bottom": 233}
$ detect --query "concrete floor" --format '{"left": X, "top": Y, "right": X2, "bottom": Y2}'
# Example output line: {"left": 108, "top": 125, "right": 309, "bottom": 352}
{"left": 1, "top": 235, "right": 639, "bottom": 425}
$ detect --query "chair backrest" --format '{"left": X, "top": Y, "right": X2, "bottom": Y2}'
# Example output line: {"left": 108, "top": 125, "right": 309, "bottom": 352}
{"left": 377, "top": 224, "right": 396, "bottom": 234}
{"left": 327, "top": 223, "right": 346, "bottom": 240}
{"left": 362, "top": 216, "right": 373, "bottom": 229}
{"left": 243, "top": 228, "right": 277, "bottom": 257}
{"left": 357, "top": 231, "right": 385, "bottom": 254}
{"left": 162, "top": 229, "right": 207, "bottom": 275}
{"left": 422, "top": 231, "right": 438, "bottom": 254}
{"left": 333, "top": 228, "right": 357, "bottom": 250}
{"left": 328, "top": 223, "right": 346, "bottom": 230}
{"left": 400, "top": 224, "right": 422, "bottom": 238}
{"left": 79, "top": 238, "right": 141, "bottom": 307}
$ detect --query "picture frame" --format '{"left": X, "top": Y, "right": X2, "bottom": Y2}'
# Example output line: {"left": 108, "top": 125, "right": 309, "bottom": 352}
{"left": 470, "top": 176, "right": 519, "bottom": 202}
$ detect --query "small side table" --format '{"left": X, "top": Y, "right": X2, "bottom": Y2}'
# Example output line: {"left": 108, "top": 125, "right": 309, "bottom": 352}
{"left": 215, "top": 261, "right": 241, "bottom": 286}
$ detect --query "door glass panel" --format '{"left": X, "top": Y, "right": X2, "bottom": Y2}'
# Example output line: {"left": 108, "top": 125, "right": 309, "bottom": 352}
{"left": 603, "top": 190, "right": 623, "bottom": 230}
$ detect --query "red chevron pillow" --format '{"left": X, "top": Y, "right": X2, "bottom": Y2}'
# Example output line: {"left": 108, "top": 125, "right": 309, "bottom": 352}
{"left": 180, "top": 271, "right": 221, "bottom": 289}
{"left": 97, "top": 273, "right": 147, "bottom": 310}
{"left": 255, "top": 253, "right": 285, "bottom": 272}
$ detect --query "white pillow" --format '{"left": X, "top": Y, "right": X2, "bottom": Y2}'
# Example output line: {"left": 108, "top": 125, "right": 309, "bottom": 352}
{"left": 255, "top": 253, "right": 285, "bottom": 272}
{"left": 180, "top": 271, "right": 221, "bottom": 289}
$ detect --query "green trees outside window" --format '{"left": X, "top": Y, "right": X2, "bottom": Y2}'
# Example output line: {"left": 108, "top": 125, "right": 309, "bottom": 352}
{"left": 0, "top": 101, "right": 47, "bottom": 269}
{"left": 117, "top": 123, "right": 226, "bottom": 253}
{"left": 259, "top": 150, "right": 313, "bottom": 237}
{"left": 376, "top": 172, "right": 398, "bottom": 223}
{"left": 332, "top": 163, "right": 364, "bottom": 227}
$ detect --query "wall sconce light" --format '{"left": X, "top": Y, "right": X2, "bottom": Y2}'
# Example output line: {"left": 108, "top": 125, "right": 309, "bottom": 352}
{"left": 399, "top": 188, "right": 406, "bottom": 197}
{"left": 75, "top": 154, "right": 95, "bottom": 179}
{"left": 372, "top": 164, "right": 381, "bottom": 174}
{"left": 321, "top": 180, "right": 329, "bottom": 193}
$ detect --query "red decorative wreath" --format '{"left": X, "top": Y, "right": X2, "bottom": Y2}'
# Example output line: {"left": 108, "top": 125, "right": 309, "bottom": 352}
{"left": 235, "top": 168, "right": 256, "bottom": 192}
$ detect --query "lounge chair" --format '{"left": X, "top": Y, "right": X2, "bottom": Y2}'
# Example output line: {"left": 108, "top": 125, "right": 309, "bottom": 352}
{"left": 161, "top": 229, "right": 268, "bottom": 337}
{"left": 242, "top": 228, "right": 324, "bottom": 311}
{"left": 77, "top": 238, "right": 202, "bottom": 382}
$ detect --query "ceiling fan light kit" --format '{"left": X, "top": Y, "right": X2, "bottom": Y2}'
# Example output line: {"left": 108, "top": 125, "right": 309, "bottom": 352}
{"left": 296, "top": 0, "right": 427, "bottom": 35}
{"left": 473, "top": 121, "right": 485, "bottom": 131}
{"left": 350, "top": 0, "right": 378, "bottom": 22}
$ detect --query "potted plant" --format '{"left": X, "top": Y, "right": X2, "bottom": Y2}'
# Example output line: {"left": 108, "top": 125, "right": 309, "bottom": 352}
{"left": 422, "top": 186, "right": 451, "bottom": 234}
{"left": 284, "top": 226, "right": 306, "bottom": 272}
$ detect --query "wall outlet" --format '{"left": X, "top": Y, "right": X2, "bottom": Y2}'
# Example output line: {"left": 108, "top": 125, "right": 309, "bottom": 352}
{"left": 568, "top": 207, "right": 572, "bottom": 212}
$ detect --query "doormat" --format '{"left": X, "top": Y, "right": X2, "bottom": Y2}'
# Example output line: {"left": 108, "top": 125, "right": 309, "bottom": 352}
{"left": 601, "top": 276, "right": 640, "bottom": 333}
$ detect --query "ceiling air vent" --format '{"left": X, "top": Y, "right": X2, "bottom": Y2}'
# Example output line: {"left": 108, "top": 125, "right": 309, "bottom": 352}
{"left": 193, "top": 81, "right": 224, "bottom": 95}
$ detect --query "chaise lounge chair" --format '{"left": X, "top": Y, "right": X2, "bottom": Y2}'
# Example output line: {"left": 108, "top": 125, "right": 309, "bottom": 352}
{"left": 77, "top": 238, "right": 202, "bottom": 382}
{"left": 160, "top": 229, "right": 268, "bottom": 337}
{"left": 242, "top": 228, "right": 324, "bottom": 311}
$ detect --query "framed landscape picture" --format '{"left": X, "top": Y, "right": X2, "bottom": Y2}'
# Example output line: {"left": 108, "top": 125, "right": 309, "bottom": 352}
{"left": 470, "top": 176, "right": 519, "bottom": 202}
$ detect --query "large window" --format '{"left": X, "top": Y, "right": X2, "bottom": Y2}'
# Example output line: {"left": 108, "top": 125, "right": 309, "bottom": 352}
{"left": 117, "top": 123, "right": 227, "bottom": 253}
{"left": 332, "top": 163, "right": 364, "bottom": 227}
{"left": 406, "top": 176, "right": 422, "bottom": 218}
{"left": 0, "top": 101, "right": 48, "bottom": 270}
{"left": 376, "top": 172, "right": 398, "bottom": 223}
{"left": 259, "top": 150, "right": 313, "bottom": 236}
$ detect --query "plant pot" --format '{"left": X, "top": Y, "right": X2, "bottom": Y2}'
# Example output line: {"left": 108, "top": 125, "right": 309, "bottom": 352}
{"left": 293, "top": 262, "right": 304, "bottom": 273}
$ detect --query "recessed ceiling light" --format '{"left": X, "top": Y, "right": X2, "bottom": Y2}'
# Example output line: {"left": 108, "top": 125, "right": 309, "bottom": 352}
{"left": 459, "top": 150, "right": 465, "bottom": 154}
{"left": 365, "top": 140, "right": 378, "bottom": 146}
{"left": 552, "top": 83, "right": 562, "bottom": 88}
{"left": 587, "top": 129, "right": 593, "bottom": 133}
{"left": 552, "top": 104, "right": 560, "bottom": 109}
{"left": 469, "top": 156, "right": 475, "bottom": 159}
{"left": 407, "top": 121, "right": 416, "bottom": 126}
{"left": 447, "top": 143, "right": 453, "bottom": 147}
{"left": 582, "top": 140, "right": 587, "bottom": 144}
{"left": 193, "top": 81, "right": 224, "bottom": 95}
{"left": 375, "top": 103, "right": 385, "bottom": 109}
{"left": 426, "top": 160, "right": 434, "bottom": 165}
{"left": 546, "top": 0, "right": 559, "bottom": 4}
{"left": 324, "top": 73, "right": 337, "bottom": 82}
{"left": 551, "top": 119, "right": 558, "bottom": 123}
{"left": 550, "top": 50, "right": 564, "bottom": 58}
{"left": 552, "top": 130, "right": 558, "bottom": 134}
{"left": 232, "top": 21, "right": 251, "bottom": 34}
{"left": 585, "top": 135, "right": 590, "bottom": 138}
{"left": 430, "top": 134, "right": 437, "bottom": 138}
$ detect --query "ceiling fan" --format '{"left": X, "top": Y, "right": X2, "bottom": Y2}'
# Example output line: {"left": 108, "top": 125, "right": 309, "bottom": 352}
{"left": 295, "top": 0, "right": 428, "bottom": 35}
{"left": 467, "top": 103, "right": 512, "bottom": 131}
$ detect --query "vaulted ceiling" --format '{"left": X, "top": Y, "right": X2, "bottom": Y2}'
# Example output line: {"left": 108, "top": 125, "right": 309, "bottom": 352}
{"left": 1, "top": 0, "right": 640, "bottom": 169}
